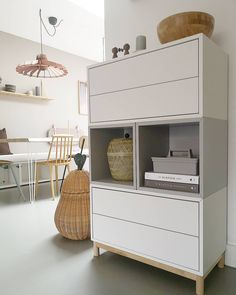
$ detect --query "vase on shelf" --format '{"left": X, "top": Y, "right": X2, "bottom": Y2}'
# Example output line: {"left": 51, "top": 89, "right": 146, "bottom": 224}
{"left": 107, "top": 133, "right": 133, "bottom": 181}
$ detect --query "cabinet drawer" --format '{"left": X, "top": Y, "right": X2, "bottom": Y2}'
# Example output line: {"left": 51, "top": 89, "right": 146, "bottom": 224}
{"left": 90, "top": 78, "right": 198, "bottom": 122}
{"left": 89, "top": 39, "right": 198, "bottom": 96}
{"left": 93, "top": 214, "right": 199, "bottom": 270}
{"left": 92, "top": 188, "right": 199, "bottom": 236}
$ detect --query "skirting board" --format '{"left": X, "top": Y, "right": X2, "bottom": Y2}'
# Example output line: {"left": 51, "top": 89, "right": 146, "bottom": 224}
{"left": 226, "top": 243, "right": 236, "bottom": 268}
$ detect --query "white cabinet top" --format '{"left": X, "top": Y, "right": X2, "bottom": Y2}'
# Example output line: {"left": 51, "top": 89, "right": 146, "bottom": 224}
{"left": 88, "top": 33, "right": 225, "bottom": 70}
{"left": 88, "top": 33, "right": 228, "bottom": 123}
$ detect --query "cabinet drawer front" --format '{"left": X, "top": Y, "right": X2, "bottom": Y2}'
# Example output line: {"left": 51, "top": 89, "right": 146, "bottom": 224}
{"left": 89, "top": 39, "right": 198, "bottom": 96}
{"left": 92, "top": 188, "right": 199, "bottom": 236}
{"left": 93, "top": 214, "right": 199, "bottom": 270}
{"left": 90, "top": 78, "right": 198, "bottom": 123}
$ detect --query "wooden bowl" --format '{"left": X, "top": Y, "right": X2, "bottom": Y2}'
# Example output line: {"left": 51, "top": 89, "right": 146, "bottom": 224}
{"left": 157, "top": 11, "right": 214, "bottom": 44}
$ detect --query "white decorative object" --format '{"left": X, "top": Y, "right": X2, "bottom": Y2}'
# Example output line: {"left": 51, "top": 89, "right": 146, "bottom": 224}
{"left": 78, "top": 81, "right": 88, "bottom": 115}
{"left": 40, "top": 80, "right": 47, "bottom": 97}
{"left": 136, "top": 35, "right": 146, "bottom": 51}
{"left": 26, "top": 90, "right": 33, "bottom": 95}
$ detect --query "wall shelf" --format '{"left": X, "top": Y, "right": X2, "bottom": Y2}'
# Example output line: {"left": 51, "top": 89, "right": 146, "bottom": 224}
{"left": 0, "top": 90, "right": 54, "bottom": 101}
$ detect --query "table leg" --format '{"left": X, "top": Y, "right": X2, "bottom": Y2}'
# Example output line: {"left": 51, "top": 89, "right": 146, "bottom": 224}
{"left": 27, "top": 143, "right": 32, "bottom": 203}
{"left": 30, "top": 152, "right": 33, "bottom": 202}
{"left": 9, "top": 164, "right": 26, "bottom": 201}
{"left": 33, "top": 159, "right": 37, "bottom": 201}
{"left": 27, "top": 142, "right": 35, "bottom": 203}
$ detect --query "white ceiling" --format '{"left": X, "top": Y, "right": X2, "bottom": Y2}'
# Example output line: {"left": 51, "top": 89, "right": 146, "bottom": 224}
{"left": 68, "top": 0, "right": 104, "bottom": 18}
{"left": 0, "top": 0, "right": 104, "bottom": 62}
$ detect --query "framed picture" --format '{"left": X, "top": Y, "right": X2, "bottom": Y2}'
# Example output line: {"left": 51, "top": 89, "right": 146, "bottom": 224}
{"left": 78, "top": 81, "right": 88, "bottom": 115}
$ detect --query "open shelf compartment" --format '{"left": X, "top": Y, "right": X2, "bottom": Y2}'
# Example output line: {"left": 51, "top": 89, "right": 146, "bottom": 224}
{"left": 89, "top": 124, "right": 136, "bottom": 189}
{"left": 137, "top": 119, "right": 200, "bottom": 195}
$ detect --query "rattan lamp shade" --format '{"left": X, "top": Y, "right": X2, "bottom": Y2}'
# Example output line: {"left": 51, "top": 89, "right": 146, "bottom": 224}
{"left": 16, "top": 54, "right": 68, "bottom": 78}
{"left": 54, "top": 170, "right": 90, "bottom": 240}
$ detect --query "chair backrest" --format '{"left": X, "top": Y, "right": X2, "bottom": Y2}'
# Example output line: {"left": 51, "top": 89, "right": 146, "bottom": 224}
{"left": 48, "top": 135, "right": 73, "bottom": 164}
{"left": 47, "top": 125, "right": 79, "bottom": 146}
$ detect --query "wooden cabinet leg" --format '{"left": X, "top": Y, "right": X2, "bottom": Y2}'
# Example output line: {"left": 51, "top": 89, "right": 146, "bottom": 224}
{"left": 217, "top": 254, "right": 225, "bottom": 269}
{"left": 196, "top": 276, "right": 204, "bottom": 295}
{"left": 93, "top": 243, "right": 100, "bottom": 257}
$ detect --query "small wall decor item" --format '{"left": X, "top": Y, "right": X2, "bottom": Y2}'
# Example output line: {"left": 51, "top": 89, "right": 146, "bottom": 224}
{"left": 35, "top": 86, "right": 40, "bottom": 96}
{"left": 112, "top": 43, "right": 130, "bottom": 58}
{"left": 157, "top": 11, "right": 215, "bottom": 44}
{"left": 40, "top": 80, "right": 47, "bottom": 97}
{"left": 136, "top": 35, "right": 146, "bottom": 51}
{"left": 5, "top": 84, "right": 16, "bottom": 93}
{"left": 107, "top": 133, "right": 133, "bottom": 181}
{"left": 78, "top": 81, "right": 88, "bottom": 115}
{"left": 54, "top": 170, "right": 90, "bottom": 240}
{"left": 112, "top": 47, "right": 119, "bottom": 58}
{"left": 16, "top": 9, "right": 68, "bottom": 78}
{"left": 123, "top": 43, "right": 130, "bottom": 55}
{"left": 26, "top": 90, "right": 33, "bottom": 95}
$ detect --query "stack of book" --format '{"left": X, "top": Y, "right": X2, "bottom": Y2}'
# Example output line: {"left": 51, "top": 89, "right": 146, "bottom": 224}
{"left": 144, "top": 172, "right": 199, "bottom": 193}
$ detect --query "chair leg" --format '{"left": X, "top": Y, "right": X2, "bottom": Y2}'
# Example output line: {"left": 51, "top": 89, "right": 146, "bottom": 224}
{"left": 35, "top": 163, "right": 39, "bottom": 199}
{"left": 9, "top": 164, "right": 26, "bottom": 201}
{"left": 49, "top": 165, "right": 55, "bottom": 200}
{"left": 55, "top": 165, "right": 59, "bottom": 196}
{"left": 60, "top": 165, "right": 67, "bottom": 193}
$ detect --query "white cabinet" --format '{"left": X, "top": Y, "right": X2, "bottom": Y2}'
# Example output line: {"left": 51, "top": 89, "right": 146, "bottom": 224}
{"left": 92, "top": 187, "right": 199, "bottom": 236}
{"left": 90, "top": 78, "right": 199, "bottom": 122}
{"left": 89, "top": 39, "right": 198, "bottom": 96}
{"left": 88, "top": 35, "right": 227, "bottom": 123}
{"left": 89, "top": 38, "right": 199, "bottom": 123}
{"left": 88, "top": 34, "right": 228, "bottom": 295}
{"left": 93, "top": 214, "right": 199, "bottom": 270}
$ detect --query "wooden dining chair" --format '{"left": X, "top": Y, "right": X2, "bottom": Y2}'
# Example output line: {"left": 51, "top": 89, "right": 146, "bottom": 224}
{"left": 35, "top": 135, "right": 73, "bottom": 200}
{"left": 60, "top": 135, "right": 89, "bottom": 192}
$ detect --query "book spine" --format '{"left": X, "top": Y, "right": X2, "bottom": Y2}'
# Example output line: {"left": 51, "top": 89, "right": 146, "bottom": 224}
{"left": 144, "top": 172, "right": 199, "bottom": 184}
{"left": 144, "top": 179, "right": 199, "bottom": 193}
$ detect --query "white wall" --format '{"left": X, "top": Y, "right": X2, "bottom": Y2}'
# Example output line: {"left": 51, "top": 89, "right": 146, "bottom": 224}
{"left": 0, "top": 31, "right": 93, "bottom": 155}
{"left": 68, "top": 0, "right": 104, "bottom": 18}
{"left": 0, "top": 0, "right": 104, "bottom": 61}
{"left": 104, "top": 0, "right": 236, "bottom": 267}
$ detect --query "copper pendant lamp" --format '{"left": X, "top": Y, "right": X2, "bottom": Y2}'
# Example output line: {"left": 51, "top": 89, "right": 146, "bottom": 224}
{"left": 16, "top": 9, "right": 68, "bottom": 78}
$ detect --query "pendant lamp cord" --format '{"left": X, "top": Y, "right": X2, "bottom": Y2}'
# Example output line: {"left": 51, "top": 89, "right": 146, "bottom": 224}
{"left": 39, "top": 8, "right": 63, "bottom": 54}
{"left": 39, "top": 9, "right": 43, "bottom": 54}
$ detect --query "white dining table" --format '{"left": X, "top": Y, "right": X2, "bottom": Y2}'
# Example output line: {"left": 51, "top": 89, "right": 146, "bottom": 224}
{"left": 0, "top": 137, "right": 82, "bottom": 202}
